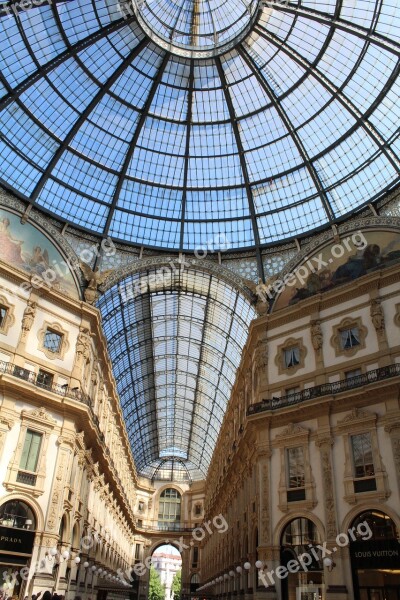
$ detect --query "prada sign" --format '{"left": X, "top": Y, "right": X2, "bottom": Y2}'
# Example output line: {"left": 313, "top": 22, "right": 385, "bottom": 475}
{"left": 350, "top": 540, "right": 400, "bottom": 569}
{"left": 0, "top": 526, "right": 35, "bottom": 555}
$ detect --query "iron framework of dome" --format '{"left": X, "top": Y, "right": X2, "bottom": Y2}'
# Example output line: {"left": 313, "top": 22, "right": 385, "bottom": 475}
{"left": 0, "top": 0, "right": 399, "bottom": 254}
{"left": 1, "top": 0, "right": 400, "bottom": 482}
{"left": 98, "top": 265, "right": 257, "bottom": 481}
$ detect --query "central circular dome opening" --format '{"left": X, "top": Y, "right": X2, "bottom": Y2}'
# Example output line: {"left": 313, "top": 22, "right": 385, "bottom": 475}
{"left": 132, "top": 0, "right": 261, "bottom": 57}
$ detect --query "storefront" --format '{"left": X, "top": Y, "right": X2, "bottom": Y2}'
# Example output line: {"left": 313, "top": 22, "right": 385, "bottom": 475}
{"left": 350, "top": 510, "right": 400, "bottom": 600}
{"left": 0, "top": 499, "right": 36, "bottom": 599}
{"left": 280, "top": 518, "right": 325, "bottom": 600}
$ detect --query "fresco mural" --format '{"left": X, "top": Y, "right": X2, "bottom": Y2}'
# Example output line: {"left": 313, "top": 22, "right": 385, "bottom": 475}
{"left": 0, "top": 208, "right": 79, "bottom": 299}
{"left": 273, "top": 229, "right": 400, "bottom": 311}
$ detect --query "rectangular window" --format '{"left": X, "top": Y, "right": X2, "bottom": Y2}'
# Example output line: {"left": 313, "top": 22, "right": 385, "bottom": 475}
{"left": 345, "top": 369, "right": 362, "bottom": 379}
{"left": 37, "top": 369, "right": 53, "bottom": 389}
{"left": 284, "top": 347, "right": 300, "bottom": 368}
{"left": 340, "top": 327, "right": 360, "bottom": 349}
{"left": 19, "top": 430, "right": 42, "bottom": 474}
{"left": 192, "top": 546, "right": 199, "bottom": 567}
{"left": 287, "top": 446, "right": 305, "bottom": 488}
{"left": 285, "top": 387, "right": 300, "bottom": 397}
{"left": 135, "top": 544, "right": 141, "bottom": 560}
{"left": 351, "top": 433, "right": 375, "bottom": 478}
{"left": 0, "top": 306, "right": 7, "bottom": 329}
{"left": 43, "top": 329, "right": 63, "bottom": 353}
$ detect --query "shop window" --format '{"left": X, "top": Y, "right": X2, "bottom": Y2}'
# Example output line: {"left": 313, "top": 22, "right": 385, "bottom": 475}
{"left": 17, "top": 430, "right": 42, "bottom": 486}
{"left": 349, "top": 511, "right": 400, "bottom": 599}
{"left": 37, "top": 369, "right": 54, "bottom": 389}
{"left": 43, "top": 329, "right": 63, "bottom": 353}
{"left": 0, "top": 499, "right": 36, "bottom": 529}
{"left": 280, "top": 518, "right": 323, "bottom": 600}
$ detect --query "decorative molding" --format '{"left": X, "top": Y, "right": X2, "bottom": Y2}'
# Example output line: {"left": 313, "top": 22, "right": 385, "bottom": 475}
{"left": 316, "top": 436, "right": 337, "bottom": 539}
{"left": 21, "top": 406, "right": 57, "bottom": 427}
{"left": 275, "top": 423, "right": 309, "bottom": 442}
{"left": 99, "top": 256, "right": 256, "bottom": 305}
{"left": 20, "top": 300, "right": 36, "bottom": 341}
{"left": 337, "top": 407, "right": 376, "bottom": 430}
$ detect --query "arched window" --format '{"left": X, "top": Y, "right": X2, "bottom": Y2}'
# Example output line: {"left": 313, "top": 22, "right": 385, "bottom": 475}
{"left": 280, "top": 518, "right": 321, "bottom": 571}
{"left": 281, "top": 517, "right": 320, "bottom": 548}
{"left": 0, "top": 499, "right": 36, "bottom": 530}
{"left": 280, "top": 518, "right": 323, "bottom": 600}
{"left": 351, "top": 510, "right": 398, "bottom": 541}
{"left": 158, "top": 488, "right": 181, "bottom": 528}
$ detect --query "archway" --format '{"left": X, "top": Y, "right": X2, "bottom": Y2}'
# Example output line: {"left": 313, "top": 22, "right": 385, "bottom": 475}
{"left": 280, "top": 517, "right": 323, "bottom": 600}
{"left": 349, "top": 510, "right": 400, "bottom": 600}
{"left": 151, "top": 544, "right": 182, "bottom": 600}
{"left": 0, "top": 499, "right": 37, "bottom": 599}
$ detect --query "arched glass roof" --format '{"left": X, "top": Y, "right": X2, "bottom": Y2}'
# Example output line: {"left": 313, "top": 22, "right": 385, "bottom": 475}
{"left": 97, "top": 266, "right": 256, "bottom": 480}
{"left": 0, "top": 0, "right": 399, "bottom": 251}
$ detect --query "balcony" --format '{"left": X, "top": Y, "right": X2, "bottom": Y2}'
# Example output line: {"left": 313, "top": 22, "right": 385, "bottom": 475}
{"left": 248, "top": 363, "right": 400, "bottom": 415}
{"left": 135, "top": 519, "right": 195, "bottom": 533}
{"left": 0, "top": 360, "right": 91, "bottom": 404}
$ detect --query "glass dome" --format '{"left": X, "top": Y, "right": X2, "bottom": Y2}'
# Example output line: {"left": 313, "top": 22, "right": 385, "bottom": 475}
{"left": 131, "top": 0, "right": 261, "bottom": 57}
{"left": 0, "top": 0, "right": 399, "bottom": 251}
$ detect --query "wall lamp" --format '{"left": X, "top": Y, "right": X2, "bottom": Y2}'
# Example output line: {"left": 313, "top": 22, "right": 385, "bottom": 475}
{"left": 323, "top": 557, "right": 336, "bottom": 571}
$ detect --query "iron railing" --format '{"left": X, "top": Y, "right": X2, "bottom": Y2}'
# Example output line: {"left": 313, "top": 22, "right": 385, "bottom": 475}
{"left": 135, "top": 520, "right": 195, "bottom": 533}
{"left": 248, "top": 363, "right": 400, "bottom": 415}
{"left": 0, "top": 360, "right": 91, "bottom": 404}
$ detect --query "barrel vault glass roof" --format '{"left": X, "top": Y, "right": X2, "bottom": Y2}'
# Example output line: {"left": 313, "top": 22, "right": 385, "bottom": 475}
{"left": 0, "top": 0, "right": 399, "bottom": 251}
{"left": 97, "top": 267, "right": 257, "bottom": 480}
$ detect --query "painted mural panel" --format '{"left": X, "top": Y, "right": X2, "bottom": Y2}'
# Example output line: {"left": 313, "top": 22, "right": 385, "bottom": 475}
{"left": 0, "top": 208, "right": 79, "bottom": 298}
{"left": 273, "top": 229, "right": 400, "bottom": 311}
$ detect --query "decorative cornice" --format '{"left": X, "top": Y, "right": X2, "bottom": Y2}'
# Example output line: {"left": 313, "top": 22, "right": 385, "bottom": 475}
{"left": 99, "top": 256, "right": 255, "bottom": 304}
{"left": 21, "top": 406, "right": 57, "bottom": 427}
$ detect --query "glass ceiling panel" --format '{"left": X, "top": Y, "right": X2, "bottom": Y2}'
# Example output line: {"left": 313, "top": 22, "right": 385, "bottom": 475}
{"left": 98, "top": 267, "right": 256, "bottom": 480}
{"left": 0, "top": 0, "right": 399, "bottom": 250}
